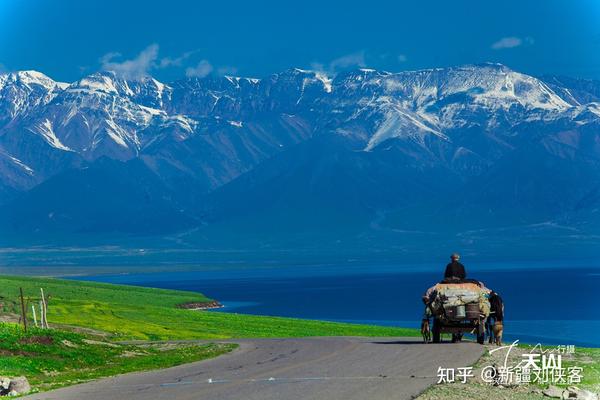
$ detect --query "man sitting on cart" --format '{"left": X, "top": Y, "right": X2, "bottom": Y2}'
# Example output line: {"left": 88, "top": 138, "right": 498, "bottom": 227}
{"left": 444, "top": 253, "right": 466, "bottom": 280}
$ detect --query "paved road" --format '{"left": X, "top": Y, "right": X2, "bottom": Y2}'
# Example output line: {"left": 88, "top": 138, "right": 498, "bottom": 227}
{"left": 24, "top": 337, "right": 484, "bottom": 400}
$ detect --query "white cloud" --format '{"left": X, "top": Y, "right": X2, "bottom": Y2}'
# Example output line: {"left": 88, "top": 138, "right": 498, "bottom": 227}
{"left": 217, "top": 66, "right": 238, "bottom": 76}
{"left": 159, "top": 50, "right": 199, "bottom": 69}
{"left": 329, "top": 51, "right": 366, "bottom": 71}
{"left": 397, "top": 54, "right": 408, "bottom": 63}
{"left": 100, "top": 45, "right": 218, "bottom": 79}
{"left": 491, "top": 36, "right": 533, "bottom": 50}
{"left": 311, "top": 51, "right": 367, "bottom": 75}
{"left": 185, "top": 60, "right": 214, "bottom": 78}
{"left": 100, "top": 44, "right": 159, "bottom": 79}
{"left": 99, "top": 45, "right": 233, "bottom": 80}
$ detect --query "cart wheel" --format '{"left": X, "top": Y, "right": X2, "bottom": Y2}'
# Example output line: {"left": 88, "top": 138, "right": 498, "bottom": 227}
{"left": 432, "top": 318, "right": 441, "bottom": 343}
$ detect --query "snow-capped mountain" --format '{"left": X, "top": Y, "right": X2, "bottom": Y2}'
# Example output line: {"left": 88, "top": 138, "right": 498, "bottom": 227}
{"left": 1, "top": 63, "right": 599, "bottom": 242}
{"left": 0, "top": 71, "right": 67, "bottom": 124}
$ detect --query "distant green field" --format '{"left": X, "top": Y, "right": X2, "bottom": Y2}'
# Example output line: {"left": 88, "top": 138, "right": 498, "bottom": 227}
{"left": 0, "top": 275, "right": 419, "bottom": 340}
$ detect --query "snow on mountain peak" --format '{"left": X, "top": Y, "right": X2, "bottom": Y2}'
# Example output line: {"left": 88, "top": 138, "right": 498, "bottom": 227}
{"left": 1, "top": 63, "right": 600, "bottom": 220}
{"left": 15, "top": 70, "right": 65, "bottom": 90}
{"left": 27, "top": 118, "right": 72, "bottom": 151}
{"left": 0, "top": 70, "right": 68, "bottom": 124}
{"left": 72, "top": 71, "right": 122, "bottom": 94}
{"left": 0, "top": 70, "right": 66, "bottom": 92}
{"left": 376, "top": 64, "right": 573, "bottom": 112}
{"left": 314, "top": 72, "right": 332, "bottom": 93}
{"left": 0, "top": 63, "right": 591, "bottom": 168}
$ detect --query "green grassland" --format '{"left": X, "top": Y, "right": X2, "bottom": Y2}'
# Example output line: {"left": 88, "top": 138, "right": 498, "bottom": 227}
{"left": 0, "top": 275, "right": 419, "bottom": 340}
{"left": 0, "top": 322, "right": 236, "bottom": 392}
{"left": 565, "top": 347, "right": 600, "bottom": 392}
{"left": 0, "top": 274, "right": 418, "bottom": 393}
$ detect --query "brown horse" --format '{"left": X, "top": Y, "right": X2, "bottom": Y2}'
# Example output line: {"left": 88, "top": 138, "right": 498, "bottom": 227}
{"left": 421, "top": 319, "right": 431, "bottom": 343}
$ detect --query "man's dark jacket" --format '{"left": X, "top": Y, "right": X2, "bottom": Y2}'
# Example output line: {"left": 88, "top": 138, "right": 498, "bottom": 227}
{"left": 444, "top": 261, "right": 466, "bottom": 280}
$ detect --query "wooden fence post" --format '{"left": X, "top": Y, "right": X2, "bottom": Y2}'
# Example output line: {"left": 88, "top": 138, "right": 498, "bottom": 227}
{"left": 32, "top": 304, "right": 38, "bottom": 328}
{"left": 19, "top": 288, "right": 27, "bottom": 332}
{"left": 39, "top": 301, "right": 44, "bottom": 329}
{"left": 40, "top": 288, "right": 48, "bottom": 329}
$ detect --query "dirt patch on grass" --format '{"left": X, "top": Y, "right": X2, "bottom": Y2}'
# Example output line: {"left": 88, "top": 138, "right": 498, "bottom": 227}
{"left": 82, "top": 339, "right": 119, "bottom": 347}
{"left": 55, "top": 324, "right": 112, "bottom": 338}
{"left": 177, "top": 301, "right": 223, "bottom": 310}
{"left": 119, "top": 350, "right": 147, "bottom": 357}
{"left": 0, "top": 312, "right": 20, "bottom": 323}
{"left": 20, "top": 336, "right": 54, "bottom": 345}
{"left": 0, "top": 349, "right": 38, "bottom": 357}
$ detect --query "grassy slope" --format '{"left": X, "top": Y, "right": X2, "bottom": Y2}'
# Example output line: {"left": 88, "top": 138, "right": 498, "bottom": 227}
{"left": 0, "top": 322, "right": 235, "bottom": 391}
{"left": 0, "top": 275, "right": 419, "bottom": 340}
{"left": 567, "top": 347, "right": 600, "bottom": 392}
{"left": 418, "top": 344, "right": 600, "bottom": 400}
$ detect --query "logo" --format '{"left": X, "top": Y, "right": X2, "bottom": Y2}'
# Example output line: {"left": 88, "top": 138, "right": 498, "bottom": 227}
{"left": 436, "top": 340, "right": 583, "bottom": 385}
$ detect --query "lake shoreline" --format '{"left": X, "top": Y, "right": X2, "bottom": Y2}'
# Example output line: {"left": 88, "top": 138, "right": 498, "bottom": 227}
{"left": 75, "top": 265, "right": 600, "bottom": 348}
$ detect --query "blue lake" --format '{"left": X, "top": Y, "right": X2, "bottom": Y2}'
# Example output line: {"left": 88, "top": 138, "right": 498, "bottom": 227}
{"left": 76, "top": 262, "right": 600, "bottom": 347}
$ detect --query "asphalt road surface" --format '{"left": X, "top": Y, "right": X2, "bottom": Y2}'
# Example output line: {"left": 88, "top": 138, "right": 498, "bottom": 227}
{"left": 24, "top": 337, "right": 484, "bottom": 400}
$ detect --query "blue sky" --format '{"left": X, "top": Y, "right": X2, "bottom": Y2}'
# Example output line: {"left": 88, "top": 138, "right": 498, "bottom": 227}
{"left": 1, "top": 0, "right": 599, "bottom": 82}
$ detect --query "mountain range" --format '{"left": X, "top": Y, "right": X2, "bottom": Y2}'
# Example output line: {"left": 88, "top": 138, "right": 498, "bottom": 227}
{"left": 1, "top": 63, "right": 599, "bottom": 258}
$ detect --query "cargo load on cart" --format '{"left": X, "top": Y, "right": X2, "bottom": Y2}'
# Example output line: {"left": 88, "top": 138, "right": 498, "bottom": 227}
{"left": 422, "top": 280, "right": 491, "bottom": 344}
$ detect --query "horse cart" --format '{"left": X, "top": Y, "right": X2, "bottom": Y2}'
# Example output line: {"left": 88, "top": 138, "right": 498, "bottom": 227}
{"left": 424, "top": 281, "right": 490, "bottom": 344}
